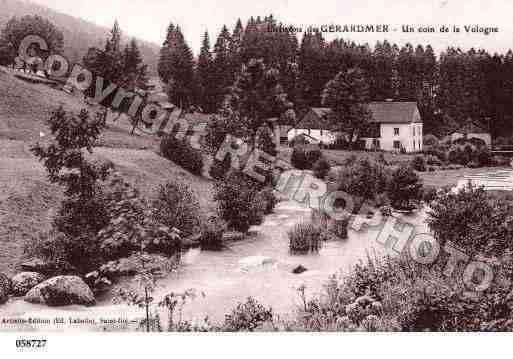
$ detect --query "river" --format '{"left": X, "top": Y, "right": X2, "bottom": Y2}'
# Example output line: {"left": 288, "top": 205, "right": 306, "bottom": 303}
{"left": 0, "top": 199, "right": 429, "bottom": 331}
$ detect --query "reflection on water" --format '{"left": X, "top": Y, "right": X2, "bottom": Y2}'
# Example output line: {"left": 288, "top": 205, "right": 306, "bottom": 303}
{"left": 0, "top": 200, "right": 429, "bottom": 329}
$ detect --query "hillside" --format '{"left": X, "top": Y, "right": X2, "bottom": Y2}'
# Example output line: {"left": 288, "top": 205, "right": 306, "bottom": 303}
{"left": 0, "top": 67, "right": 214, "bottom": 276}
{"left": 0, "top": 0, "right": 160, "bottom": 73}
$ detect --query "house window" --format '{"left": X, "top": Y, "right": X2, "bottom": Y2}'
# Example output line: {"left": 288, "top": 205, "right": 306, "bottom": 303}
{"left": 393, "top": 140, "right": 401, "bottom": 150}
{"left": 413, "top": 140, "right": 416, "bottom": 150}
{"left": 394, "top": 128, "right": 400, "bottom": 136}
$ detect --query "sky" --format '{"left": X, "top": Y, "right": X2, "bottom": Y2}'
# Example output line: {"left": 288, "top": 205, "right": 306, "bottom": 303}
{"left": 30, "top": 0, "right": 513, "bottom": 55}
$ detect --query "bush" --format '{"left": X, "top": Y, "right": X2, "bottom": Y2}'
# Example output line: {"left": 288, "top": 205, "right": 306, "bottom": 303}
{"left": 291, "top": 146, "right": 322, "bottom": 170}
{"left": 427, "top": 183, "right": 513, "bottom": 256}
{"left": 152, "top": 180, "right": 202, "bottom": 238}
{"left": 410, "top": 155, "right": 427, "bottom": 172}
{"left": 425, "top": 154, "right": 442, "bottom": 166}
{"left": 214, "top": 171, "right": 264, "bottom": 233}
{"left": 422, "top": 186, "right": 438, "bottom": 203}
{"left": 423, "top": 134, "right": 439, "bottom": 148}
{"left": 313, "top": 157, "right": 331, "bottom": 179}
{"left": 291, "top": 147, "right": 308, "bottom": 169}
{"left": 223, "top": 297, "right": 274, "bottom": 331}
{"left": 209, "top": 154, "right": 232, "bottom": 180}
{"left": 98, "top": 175, "right": 182, "bottom": 260}
{"left": 386, "top": 165, "right": 423, "bottom": 211}
{"left": 259, "top": 186, "right": 277, "bottom": 215}
{"left": 288, "top": 222, "right": 322, "bottom": 253}
{"left": 160, "top": 135, "right": 204, "bottom": 175}
{"left": 335, "top": 158, "right": 391, "bottom": 207}
{"left": 199, "top": 215, "right": 227, "bottom": 250}
{"left": 311, "top": 209, "right": 349, "bottom": 240}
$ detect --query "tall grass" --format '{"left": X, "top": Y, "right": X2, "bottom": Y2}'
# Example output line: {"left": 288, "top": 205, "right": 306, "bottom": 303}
{"left": 288, "top": 222, "right": 322, "bottom": 254}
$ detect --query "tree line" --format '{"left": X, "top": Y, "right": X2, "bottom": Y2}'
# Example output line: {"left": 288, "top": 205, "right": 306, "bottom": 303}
{"left": 157, "top": 15, "right": 513, "bottom": 138}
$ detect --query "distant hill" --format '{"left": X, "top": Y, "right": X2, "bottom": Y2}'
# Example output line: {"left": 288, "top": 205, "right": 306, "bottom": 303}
{"left": 0, "top": 0, "right": 160, "bottom": 74}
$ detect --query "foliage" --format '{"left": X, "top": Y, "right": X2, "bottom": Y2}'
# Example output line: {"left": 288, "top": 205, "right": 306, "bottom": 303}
{"left": 98, "top": 174, "right": 182, "bottom": 260}
{"left": 386, "top": 164, "right": 423, "bottom": 210}
{"left": 291, "top": 146, "right": 322, "bottom": 170}
{"left": 335, "top": 158, "right": 390, "bottom": 207}
{"left": 199, "top": 215, "right": 227, "bottom": 250}
{"left": 288, "top": 222, "right": 322, "bottom": 254}
{"left": 321, "top": 67, "right": 372, "bottom": 148}
{"left": 220, "top": 58, "right": 293, "bottom": 148}
{"left": 410, "top": 155, "right": 427, "bottom": 172}
{"left": 158, "top": 23, "right": 196, "bottom": 108}
{"left": 160, "top": 135, "right": 204, "bottom": 175}
{"left": 31, "top": 107, "right": 110, "bottom": 237}
{"left": 313, "top": 157, "right": 331, "bottom": 179}
{"left": 0, "top": 15, "right": 64, "bottom": 67}
{"left": 213, "top": 170, "right": 264, "bottom": 233}
{"left": 427, "top": 183, "right": 513, "bottom": 256}
{"left": 152, "top": 180, "right": 202, "bottom": 238}
{"left": 223, "top": 297, "right": 274, "bottom": 331}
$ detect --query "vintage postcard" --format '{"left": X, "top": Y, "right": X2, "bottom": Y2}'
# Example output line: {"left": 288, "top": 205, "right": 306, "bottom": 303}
{"left": 1, "top": 0, "right": 513, "bottom": 350}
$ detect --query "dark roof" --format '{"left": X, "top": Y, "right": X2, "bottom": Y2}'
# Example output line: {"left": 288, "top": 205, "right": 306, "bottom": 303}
{"left": 308, "top": 102, "right": 420, "bottom": 126}
{"left": 454, "top": 120, "right": 490, "bottom": 134}
{"left": 367, "top": 102, "right": 420, "bottom": 124}
{"left": 310, "top": 107, "right": 332, "bottom": 118}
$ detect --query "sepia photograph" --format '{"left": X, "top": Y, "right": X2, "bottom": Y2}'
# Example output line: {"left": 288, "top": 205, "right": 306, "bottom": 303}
{"left": 1, "top": 0, "right": 513, "bottom": 355}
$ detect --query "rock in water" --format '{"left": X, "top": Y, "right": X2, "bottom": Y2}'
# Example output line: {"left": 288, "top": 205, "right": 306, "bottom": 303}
{"left": 238, "top": 256, "right": 275, "bottom": 270}
{"left": 292, "top": 265, "right": 308, "bottom": 274}
{"left": 0, "top": 273, "right": 11, "bottom": 304}
{"left": 24, "top": 276, "right": 95, "bottom": 307}
{"left": 11, "top": 272, "right": 46, "bottom": 296}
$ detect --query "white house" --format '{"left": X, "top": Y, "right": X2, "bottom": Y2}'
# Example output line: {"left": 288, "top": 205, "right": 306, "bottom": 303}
{"left": 288, "top": 102, "right": 423, "bottom": 153}
{"left": 287, "top": 108, "right": 338, "bottom": 146}
{"left": 362, "top": 101, "right": 423, "bottom": 153}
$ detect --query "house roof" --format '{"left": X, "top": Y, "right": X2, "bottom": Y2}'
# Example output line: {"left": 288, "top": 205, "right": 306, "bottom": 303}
{"left": 454, "top": 121, "right": 490, "bottom": 134}
{"left": 367, "top": 101, "right": 421, "bottom": 124}
{"left": 306, "top": 102, "right": 421, "bottom": 127}
{"left": 310, "top": 107, "right": 332, "bottom": 119}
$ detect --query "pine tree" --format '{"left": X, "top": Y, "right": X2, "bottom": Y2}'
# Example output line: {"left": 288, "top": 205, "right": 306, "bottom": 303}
{"left": 321, "top": 67, "right": 372, "bottom": 148}
{"left": 212, "top": 25, "right": 234, "bottom": 110}
{"left": 220, "top": 59, "right": 293, "bottom": 148}
{"left": 197, "top": 31, "right": 216, "bottom": 112}
{"left": 158, "top": 23, "right": 196, "bottom": 109}
{"left": 122, "top": 38, "right": 148, "bottom": 90}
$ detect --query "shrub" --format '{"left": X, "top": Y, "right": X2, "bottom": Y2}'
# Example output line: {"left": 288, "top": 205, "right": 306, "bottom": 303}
{"left": 291, "top": 146, "right": 322, "bottom": 170}
{"left": 422, "top": 186, "right": 438, "bottom": 203}
{"left": 427, "top": 183, "right": 513, "bottom": 256}
{"left": 288, "top": 222, "right": 322, "bottom": 253}
{"left": 291, "top": 147, "right": 308, "bottom": 169}
{"left": 160, "top": 135, "right": 204, "bottom": 175}
{"left": 259, "top": 186, "right": 277, "bottom": 215}
{"left": 425, "top": 154, "right": 442, "bottom": 166}
{"left": 423, "top": 134, "right": 439, "bottom": 148}
{"left": 199, "top": 215, "right": 227, "bottom": 250}
{"left": 223, "top": 297, "right": 274, "bottom": 331}
{"left": 313, "top": 157, "right": 331, "bottom": 179}
{"left": 386, "top": 165, "right": 423, "bottom": 211}
{"left": 214, "top": 171, "right": 263, "bottom": 233}
{"left": 336, "top": 158, "right": 391, "bottom": 206}
{"left": 311, "top": 209, "right": 349, "bottom": 240}
{"left": 410, "top": 155, "right": 427, "bottom": 172}
{"left": 98, "top": 175, "right": 182, "bottom": 260}
{"left": 151, "top": 180, "right": 202, "bottom": 238}
{"left": 209, "top": 154, "right": 232, "bottom": 180}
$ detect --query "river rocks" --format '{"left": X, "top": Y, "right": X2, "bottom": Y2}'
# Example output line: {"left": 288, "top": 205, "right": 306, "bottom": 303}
{"left": 11, "top": 272, "right": 46, "bottom": 296}
{"left": 24, "top": 276, "right": 95, "bottom": 307}
{"left": 84, "top": 271, "right": 112, "bottom": 294}
{"left": 0, "top": 273, "right": 11, "bottom": 304}
{"left": 19, "top": 258, "right": 76, "bottom": 276}
{"left": 292, "top": 265, "right": 308, "bottom": 274}
{"left": 99, "top": 253, "right": 176, "bottom": 280}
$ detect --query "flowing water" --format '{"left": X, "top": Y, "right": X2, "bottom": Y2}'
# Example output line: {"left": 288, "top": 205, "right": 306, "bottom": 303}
{"left": 0, "top": 200, "right": 429, "bottom": 331}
